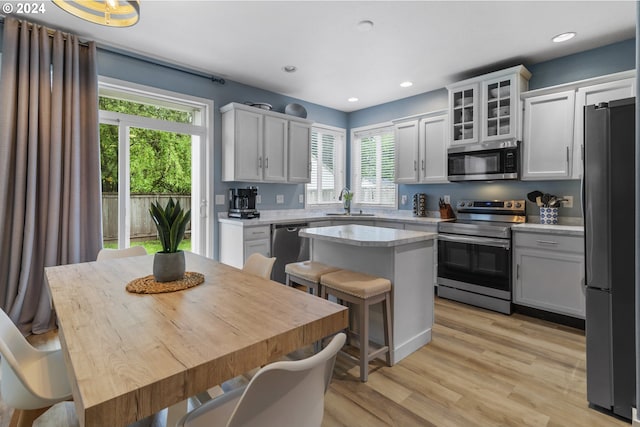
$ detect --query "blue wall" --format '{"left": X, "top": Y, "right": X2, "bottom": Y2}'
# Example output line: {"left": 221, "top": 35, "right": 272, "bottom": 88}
{"left": 97, "top": 50, "right": 348, "bottom": 259}
{"left": 0, "top": 19, "right": 635, "bottom": 258}
{"left": 348, "top": 38, "right": 635, "bottom": 219}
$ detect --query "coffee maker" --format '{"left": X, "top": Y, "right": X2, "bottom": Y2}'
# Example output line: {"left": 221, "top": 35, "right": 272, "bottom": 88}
{"left": 228, "top": 187, "right": 260, "bottom": 219}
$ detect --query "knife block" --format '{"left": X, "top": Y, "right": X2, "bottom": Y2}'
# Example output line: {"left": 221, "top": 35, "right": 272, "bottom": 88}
{"left": 439, "top": 204, "right": 456, "bottom": 219}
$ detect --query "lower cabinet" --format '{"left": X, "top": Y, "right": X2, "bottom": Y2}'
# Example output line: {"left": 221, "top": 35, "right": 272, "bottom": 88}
{"left": 219, "top": 222, "right": 271, "bottom": 269}
{"left": 513, "top": 231, "right": 585, "bottom": 318}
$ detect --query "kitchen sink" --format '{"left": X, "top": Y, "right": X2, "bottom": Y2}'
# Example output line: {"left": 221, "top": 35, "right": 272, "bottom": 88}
{"left": 325, "top": 212, "right": 375, "bottom": 216}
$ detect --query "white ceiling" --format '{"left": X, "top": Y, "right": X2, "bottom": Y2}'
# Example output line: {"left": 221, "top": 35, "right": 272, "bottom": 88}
{"left": 5, "top": 0, "right": 637, "bottom": 112}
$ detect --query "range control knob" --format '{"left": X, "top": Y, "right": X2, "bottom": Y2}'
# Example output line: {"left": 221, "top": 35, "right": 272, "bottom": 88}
{"left": 505, "top": 202, "right": 513, "bottom": 208}
{"left": 515, "top": 202, "right": 522, "bottom": 208}
{"left": 466, "top": 202, "right": 473, "bottom": 207}
{"left": 458, "top": 202, "right": 465, "bottom": 208}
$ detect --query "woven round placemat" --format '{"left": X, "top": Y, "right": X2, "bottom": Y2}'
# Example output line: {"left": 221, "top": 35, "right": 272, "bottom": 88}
{"left": 126, "top": 272, "right": 205, "bottom": 294}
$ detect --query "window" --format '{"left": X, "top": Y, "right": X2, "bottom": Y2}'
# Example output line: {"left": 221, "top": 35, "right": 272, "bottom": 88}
{"left": 351, "top": 124, "right": 396, "bottom": 207}
{"left": 98, "top": 77, "right": 214, "bottom": 257}
{"left": 306, "top": 124, "right": 346, "bottom": 206}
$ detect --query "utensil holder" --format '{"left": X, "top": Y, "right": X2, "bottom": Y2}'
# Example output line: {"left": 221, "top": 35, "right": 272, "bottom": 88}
{"left": 539, "top": 207, "right": 559, "bottom": 225}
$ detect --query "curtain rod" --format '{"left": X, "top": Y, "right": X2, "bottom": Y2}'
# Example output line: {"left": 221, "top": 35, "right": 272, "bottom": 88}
{"left": 0, "top": 15, "right": 226, "bottom": 85}
{"left": 96, "top": 44, "right": 226, "bottom": 85}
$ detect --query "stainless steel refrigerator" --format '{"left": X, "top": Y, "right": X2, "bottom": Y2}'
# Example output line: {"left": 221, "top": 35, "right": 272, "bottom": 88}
{"left": 584, "top": 97, "right": 636, "bottom": 420}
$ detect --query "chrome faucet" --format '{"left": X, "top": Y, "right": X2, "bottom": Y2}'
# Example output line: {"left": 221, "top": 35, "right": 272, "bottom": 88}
{"left": 338, "top": 187, "right": 352, "bottom": 215}
{"left": 338, "top": 187, "right": 350, "bottom": 201}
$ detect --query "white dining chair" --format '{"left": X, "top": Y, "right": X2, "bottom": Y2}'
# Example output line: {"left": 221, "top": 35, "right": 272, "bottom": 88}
{"left": 96, "top": 246, "right": 148, "bottom": 261}
{"left": 177, "top": 332, "right": 346, "bottom": 427}
{"left": 0, "top": 309, "right": 72, "bottom": 427}
{"left": 242, "top": 253, "right": 276, "bottom": 280}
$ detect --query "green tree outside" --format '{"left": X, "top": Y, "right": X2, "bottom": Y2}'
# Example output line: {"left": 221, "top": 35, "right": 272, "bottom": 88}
{"left": 99, "top": 97, "right": 193, "bottom": 252}
{"left": 99, "top": 97, "right": 193, "bottom": 194}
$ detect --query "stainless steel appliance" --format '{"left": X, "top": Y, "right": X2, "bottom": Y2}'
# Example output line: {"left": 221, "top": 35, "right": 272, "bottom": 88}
{"left": 413, "top": 193, "right": 427, "bottom": 217}
{"left": 271, "top": 223, "right": 309, "bottom": 284}
{"left": 584, "top": 98, "right": 635, "bottom": 420}
{"left": 447, "top": 140, "right": 520, "bottom": 181}
{"left": 437, "top": 199, "right": 526, "bottom": 314}
{"left": 228, "top": 187, "right": 260, "bottom": 219}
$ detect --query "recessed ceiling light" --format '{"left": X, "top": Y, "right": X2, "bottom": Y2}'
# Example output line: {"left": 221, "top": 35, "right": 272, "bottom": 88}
{"left": 400, "top": 81, "right": 413, "bottom": 88}
{"left": 552, "top": 32, "right": 576, "bottom": 43}
{"left": 282, "top": 65, "right": 297, "bottom": 73}
{"left": 348, "top": 97, "right": 359, "bottom": 102}
{"left": 357, "top": 20, "right": 374, "bottom": 32}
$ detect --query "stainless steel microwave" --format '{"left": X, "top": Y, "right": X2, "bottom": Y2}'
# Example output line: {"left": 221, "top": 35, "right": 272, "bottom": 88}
{"left": 447, "top": 140, "right": 520, "bottom": 182}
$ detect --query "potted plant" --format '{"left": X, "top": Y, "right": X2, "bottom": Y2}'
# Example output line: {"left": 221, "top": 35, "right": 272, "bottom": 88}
{"left": 149, "top": 198, "right": 191, "bottom": 282}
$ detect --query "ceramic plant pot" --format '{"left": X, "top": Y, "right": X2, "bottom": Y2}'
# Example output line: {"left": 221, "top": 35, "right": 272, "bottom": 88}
{"left": 153, "top": 251, "right": 185, "bottom": 282}
{"left": 539, "top": 207, "right": 559, "bottom": 225}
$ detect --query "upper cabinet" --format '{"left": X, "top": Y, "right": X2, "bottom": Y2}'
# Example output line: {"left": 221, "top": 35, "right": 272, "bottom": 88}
{"left": 447, "top": 65, "right": 531, "bottom": 146}
{"left": 521, "top": 90, "right": 576, "bottom": 180}
{"left": 221, "top": 103, "right": 312, "bottom": 183}
{"left": 393, "top": 119, "right": 420, "bottom": 183}
{"left": 449, "top": 83, "right": 479, "bottom": 144}
{"left": 287, "top": 120, "right": 312, "bottom": 183}
{"left": 572, "top": 77, "right": 635, "bottom": 179}
{"left": 521, "top": 70, "right": 635, "bottom": 181}
{"left": 394, "top": 111, "right": 449, "bottom": 184}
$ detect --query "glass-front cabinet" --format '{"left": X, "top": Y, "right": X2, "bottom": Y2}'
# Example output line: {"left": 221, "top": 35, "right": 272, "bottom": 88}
{"left": 447, "top": 65, "right": 531, "bottom": 146}
{"left": 483, "top": 77, "right": 515, "bottom": 141}
{"left": 449, "top": 83, "right": 479, "bottom": 144}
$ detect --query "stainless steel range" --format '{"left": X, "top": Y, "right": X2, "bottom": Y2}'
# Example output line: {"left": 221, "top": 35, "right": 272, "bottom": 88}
{"left": 437, "top": 199, "right": 526, "bottom": 314}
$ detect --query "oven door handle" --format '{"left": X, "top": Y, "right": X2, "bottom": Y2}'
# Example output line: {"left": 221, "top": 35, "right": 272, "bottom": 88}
{"left": 438, "top": 233, "right": 511, "bottom": 249}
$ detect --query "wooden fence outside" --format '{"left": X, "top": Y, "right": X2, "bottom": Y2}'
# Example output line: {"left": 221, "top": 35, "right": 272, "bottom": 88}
{"left": 103, "top": 194, "right": 191, "bottom": 241}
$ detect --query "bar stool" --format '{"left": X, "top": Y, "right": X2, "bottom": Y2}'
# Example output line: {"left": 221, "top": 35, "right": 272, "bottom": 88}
{"left": 285, "top": 261, "right": 340, "bottom": 296}
{"left": 320, "top": 269, "right": 393, "bottom": 382}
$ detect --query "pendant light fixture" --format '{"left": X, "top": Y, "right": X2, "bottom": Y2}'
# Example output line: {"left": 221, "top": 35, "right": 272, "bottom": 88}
{"left": 52, "top": 0, "right": 140, "bottom": 27}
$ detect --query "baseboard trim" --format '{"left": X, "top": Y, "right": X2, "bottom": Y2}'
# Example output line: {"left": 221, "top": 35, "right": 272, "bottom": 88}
{"left": 632, "top": 407, "right": 640, "bottom": 426}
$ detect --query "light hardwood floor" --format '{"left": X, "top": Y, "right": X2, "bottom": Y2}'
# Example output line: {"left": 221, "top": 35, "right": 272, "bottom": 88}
{"left": 1, "top": 298, "right": 629, "bottom": 427}
{"left": 322, "top": 297, "right": 628, "bottom": 427}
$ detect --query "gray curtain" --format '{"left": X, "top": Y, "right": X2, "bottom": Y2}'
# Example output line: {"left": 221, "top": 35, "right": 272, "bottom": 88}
{"left": 0, "top": 18, "right": 102, "bottom": 334}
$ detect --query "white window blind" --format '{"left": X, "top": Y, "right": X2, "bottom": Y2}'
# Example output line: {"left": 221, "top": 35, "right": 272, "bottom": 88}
{"left": 352, "top": 125, "right": 396, "bottom": 207}
{"left": 306, "top": 125, "right": 345, "bottom": 205}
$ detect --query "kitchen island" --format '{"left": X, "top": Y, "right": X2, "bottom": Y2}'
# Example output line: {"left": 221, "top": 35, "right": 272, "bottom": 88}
{"left": 300, "top": 224, "right": 437, "bottom": 363}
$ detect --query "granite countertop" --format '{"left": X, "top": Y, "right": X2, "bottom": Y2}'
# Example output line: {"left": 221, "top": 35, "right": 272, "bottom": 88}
{"left": 512, "top": 223, "right": 584, "bottom": 237}
{"left": 218, "top": 209, "right": 451, "bottom": 226}
{"left": 299, "top": 224, "right": 437, "bottom": 247}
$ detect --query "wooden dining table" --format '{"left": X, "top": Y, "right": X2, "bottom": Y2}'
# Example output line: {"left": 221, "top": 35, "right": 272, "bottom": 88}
{"left": 45, "top": 251, "right": 348, "bottom": 427}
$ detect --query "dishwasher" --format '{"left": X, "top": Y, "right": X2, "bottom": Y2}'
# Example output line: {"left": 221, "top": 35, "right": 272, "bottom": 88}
{"left": 270, "top": 223, "right": 310, "bottom": 284}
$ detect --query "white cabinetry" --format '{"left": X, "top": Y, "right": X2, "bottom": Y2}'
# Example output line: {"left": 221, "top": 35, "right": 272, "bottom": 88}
{"left": 219, "top": 222, "right": 271, "bottom": 269}
{"left": 447, "top": 65, "right": 531, "bottom": 145}
{"left": 287, "top": 121, "right": 312, "bottom": 182}
{"left": 393, "top": 119, "right": 419, "bottom": 183}
{"left": 393, "top": 111, "right": 449, "bottom": 184}
{"left": 513, "top": 230, "right": 585, "bottom": 318}
{"left": 449, "top": 83, "right": 479, "bottom": 144}
{"left": 221, "top": 103, "right": 312, "bottom": 183}
{"left": 263, "top": 116, "right": 288, "bottom": 182}
{"left": 419, "top": 114, "right": 449, "bottom": 183}
{"left": 572, "top": 77, "right": 635, "bottom": 179}
{"left": 520, "top": 70, "right": 635, "bottom": 181}
{"left": 521, "top": 90, "right": 575, "bottom": 180}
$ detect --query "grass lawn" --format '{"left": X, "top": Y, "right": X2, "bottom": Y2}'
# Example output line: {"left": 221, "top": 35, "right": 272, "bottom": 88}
{"left": 103, "top": 239, "right": 191, "bottom": 253}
